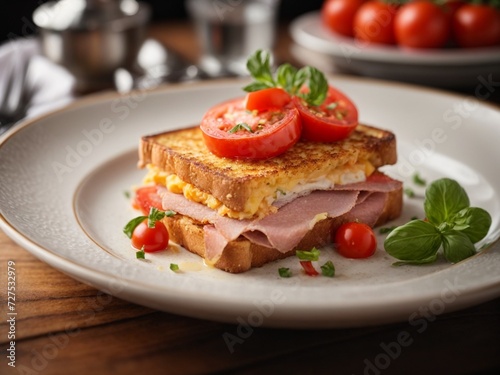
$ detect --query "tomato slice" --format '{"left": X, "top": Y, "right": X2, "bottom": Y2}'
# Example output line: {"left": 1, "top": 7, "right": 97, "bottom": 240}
{"left": 200, "top": 97, "right": 301, "bottom": 160}
{"left": 293, "top": 86, "right": 358, "bottom": 142}
{"left": 131, "top": 219, "right": 169, "bottom": 252}
{"left": 133, "top": 186, "right": 163, "bottom": 215}
{"left": 244, "top": 88, "right": 291, "bottom": 112}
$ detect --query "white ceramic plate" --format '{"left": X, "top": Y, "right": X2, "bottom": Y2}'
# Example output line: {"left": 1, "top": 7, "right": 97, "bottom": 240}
{"left": 290, "top": 12, "right": 500, "bottom": 88}
{"left": 1, "top": 78, "right": 500, "bottom": 328}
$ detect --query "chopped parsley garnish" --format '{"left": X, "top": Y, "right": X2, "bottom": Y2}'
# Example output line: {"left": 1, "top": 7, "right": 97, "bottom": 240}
{"left": 278, "top": 267, "right": 292, "bottom": 278}
{"left": 136, "top": 249, "right": 145, "bottom": 259}
{"left": 320, "top": 261, "right": 335, "bottom": 278}
{"left": 413, "top": 172, "right": 427, "bottom": 186}
{"left": 404, "top": 187, "right": 416, "bottom": 198}
{"left": 170, "top": 263, "right": 179, "bottom": 272}
{"left": 296, "top": 247, "right": 320, "bottom": 261}
{"left": 228, "top": 122, "right": 253, "bottom": 134}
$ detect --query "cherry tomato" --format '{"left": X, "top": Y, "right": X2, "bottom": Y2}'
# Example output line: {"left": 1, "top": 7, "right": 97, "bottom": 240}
{"left": 200, "top": 97, "right": 301, "bottom": 160}
{"left": 299, "top": 261, "right": 319, "bottom": 276}
{"left": 131, "top": 219, "right": 169, "bottom": 252}
{"left": 394, "top": 1, "right": 450, "bottom": 49}
{"left": 244, "top": 87, "right": 291, "bottom": 112}
{"left": 353, "top": 1, "right": 398, "bottom": 45}
{"left": 133, "top": 186, "right": 163, "bottom": 215}
{"left": 453, "top": 4, "right": 500, "bottom": 48}
{"left": 321, "top": 0, "right": 366, "bottom": 37}
{"left": 334, "top": 222, "right": 377, "bottom": 259}
{"left": 293, "top": 85, "right": 358, "bottom": 143}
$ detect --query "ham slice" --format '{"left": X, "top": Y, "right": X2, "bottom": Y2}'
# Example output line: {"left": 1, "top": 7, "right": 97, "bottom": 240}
{"left": 159, "top": 174, "right": 402, "bottom": 264}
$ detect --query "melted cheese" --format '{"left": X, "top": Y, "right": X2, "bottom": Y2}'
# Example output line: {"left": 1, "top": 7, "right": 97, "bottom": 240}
{"left": 143, "top": 161, "right": 374, "bottom": 220}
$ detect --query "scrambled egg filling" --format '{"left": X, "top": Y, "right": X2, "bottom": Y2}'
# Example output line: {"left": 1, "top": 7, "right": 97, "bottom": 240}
{"left": 143, "top": 161, "right": 375, "bottom": 220}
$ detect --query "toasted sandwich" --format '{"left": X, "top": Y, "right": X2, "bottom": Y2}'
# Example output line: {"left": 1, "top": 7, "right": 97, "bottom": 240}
{"left": 136, "top": 123, "right": 402, "bottom": 273}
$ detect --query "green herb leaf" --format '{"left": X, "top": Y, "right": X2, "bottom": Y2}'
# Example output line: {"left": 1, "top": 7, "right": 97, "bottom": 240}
{"left": 123, "top": 216, "right": 147, "bottom": 238}
{"left": 320, "top": 261, "right": 335, "bottom": 277}
{"left": 136, "top": 249, "right": 146, "bottom": 259}
{"left": 243, "top": 49, "right": 328, "bottom": 106}
{"left": 441, "top": 230, "right": 476, "bottom": 263}
{"left": 299, "top": 66, "right": 328, "bottom": 106}
{"left": 278, "top": 267, "right": 292, "bottom": 278}
{"left": 412, "top": 172, "right": 427, "bottom": 186}
{"left": 404, "top": 187, "right": 416, "bottom": 198}
{"left": 424, "top": 178, "right": 469, "bottom": 226}
{"left": 228, "top": 123, "right": 254, "bottom": 134}
{"left": 379, "top": 226, "right": 397, "bottom": 234}
{"left": 170, "top": 263, "right": 180, "bottom": 272}
{"left": 296, "top": 247, "right": 320, "bottom": 261}
{"left": 392, "top": 253, "right": 438, "bottom": 266}
{"left": 451, "top": 207, "right": 492, "bottom": 243}
{"left": 384, "top": 220, "right": 442, "bottom": 262}
{"left": 245, "top": 50, "right": 275, "bottom": 89}
{"left": 147, "top": 207, "right": 166, "bottom": 228}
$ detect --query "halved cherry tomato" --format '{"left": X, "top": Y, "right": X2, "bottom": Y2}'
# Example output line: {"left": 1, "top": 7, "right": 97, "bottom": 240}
{"left": 131, "top": 219, "right": 169, "bottom": 252}
{"left": 133, "top": 186, "right": 163, "bottom": 215}
{"left": 244, "top": 88, "right": 291, "bottom": 111}
{"left": 299, "top": 261, "right": 319, "bottom": 276}
{"left": 334, "top": 222, "right": 377, "bottom": 259}
{"left": 293, "top": 86, "right": 358, "bottom": 142}
{"left": 200, "top": 97, "right": 301, "bottom": 160}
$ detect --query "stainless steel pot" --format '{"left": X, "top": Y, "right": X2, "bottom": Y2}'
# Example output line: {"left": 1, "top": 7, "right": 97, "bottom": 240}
{"left": 33, "top": 0, "right": 150, "bottom": 93}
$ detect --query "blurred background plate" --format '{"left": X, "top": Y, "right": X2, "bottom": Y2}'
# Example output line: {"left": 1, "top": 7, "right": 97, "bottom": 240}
{"left": 290, "top": 12, "right": 500, "bottom": 89}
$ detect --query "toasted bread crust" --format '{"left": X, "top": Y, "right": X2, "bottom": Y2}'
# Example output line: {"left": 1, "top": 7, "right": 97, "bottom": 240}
{"left": 162, "top": 187, "right": 403, "bottom": 273}
{"left": 140, "top": 125, "right": 397, "bottom": 213}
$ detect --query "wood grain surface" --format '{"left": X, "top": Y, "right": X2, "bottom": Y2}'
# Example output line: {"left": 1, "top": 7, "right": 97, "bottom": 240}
{"left": 1, "top": 21, "right": 500, "bottom": 375}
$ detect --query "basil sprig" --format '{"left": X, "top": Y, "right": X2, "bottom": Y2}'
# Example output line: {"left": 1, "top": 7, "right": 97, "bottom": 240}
{"left": 243, "top": 50, "right": 328, "bottom": 107}
{"left": 384, "top": 178, "right": 492, "bottom": 265}
{"left": 123, "top": 207, "right": 176, "bottom": 238}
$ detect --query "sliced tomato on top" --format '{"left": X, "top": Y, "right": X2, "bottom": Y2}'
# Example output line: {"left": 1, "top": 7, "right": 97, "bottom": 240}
{"left": 133, "top": 186, "right": 163, "bottom": 215}
{"left": 293, "top": 85, "right": 358, "bottom": 143}
{"left": 200, "top": 97, "right": 301, "bottom": 160}
{"left": 244, "top": 87, "right": 291, "bottom": 112}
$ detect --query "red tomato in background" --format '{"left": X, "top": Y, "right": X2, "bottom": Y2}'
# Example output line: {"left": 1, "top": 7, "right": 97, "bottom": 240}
{"left": 134, "top": 186, "right": 163, "bottom": 215}
{"left": 200, "top": 98, "right": 301, "bottom": 160}
{"left": 244, "top": 88, "right": 291, "bottom": 112}
{"left": 131, "top": 219, "right": 169, "bottom": 252}
{"left": 353, "top": 0, "right": 398, "bottom": 45}
{"left": 394, "top": 0, "right": 450, "bottom": 48}
{"left": 453, "top": 4, "right": 500, "bottom": 48}
{"left": 321, "top": 0, "right": 366, "bottom": 37}
{"left": 293, "top": 85, "right": 358, "bottom": 143}
{"left": 334, "top": 222, "right": 377, "bottom": 259}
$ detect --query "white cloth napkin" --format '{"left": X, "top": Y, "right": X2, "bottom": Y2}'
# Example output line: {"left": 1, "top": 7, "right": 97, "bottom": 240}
{"left": 0, "top": 37, "right": 75, "bottom": 121}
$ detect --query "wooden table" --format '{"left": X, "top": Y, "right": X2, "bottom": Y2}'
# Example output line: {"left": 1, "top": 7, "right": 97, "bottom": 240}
{"left": 1, "top": 22, "right": 500, "bottom": 375}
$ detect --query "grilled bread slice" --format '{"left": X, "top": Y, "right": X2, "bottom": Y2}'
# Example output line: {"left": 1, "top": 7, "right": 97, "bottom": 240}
{"left": 139, "top": 124, "right": 397, "bottom": 219}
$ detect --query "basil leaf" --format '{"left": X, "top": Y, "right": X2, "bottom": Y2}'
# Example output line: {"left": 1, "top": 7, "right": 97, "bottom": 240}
{"left": 424, "top": 178, "right": 470, "bottom": 226}
{"left": 123, "top": 216, "right": 146, "bottom": 238}
{"left": 276, "top": 63, "right": 298, "bottom": 93}
{"left": 246, "top": 50, "right": 275, "bottom": 88}
{"left": 148, "top": 207, "right": 166, "bottom": 228}
{"left": 243, "top": 81, "right": 271, "bottom": 93}
{"left": 392, "top": 253, "right": 438, "bottom": 266}
{"left": 384, "top": 220, "right": 442, "bottom": 262}
{"left": 452, "top": 207, "right": 492, "bottom": 243}
{"left": 300, "top": 66, "right": 328, "bottom": 106}
{"left": 442, "top": 230, "right": 476, "bottom": 263}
